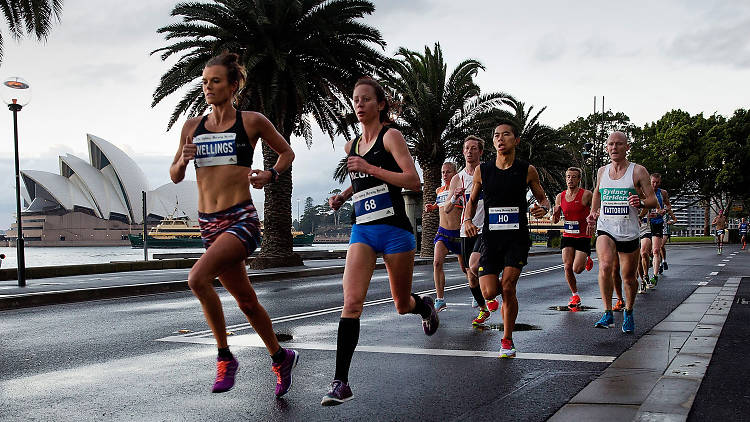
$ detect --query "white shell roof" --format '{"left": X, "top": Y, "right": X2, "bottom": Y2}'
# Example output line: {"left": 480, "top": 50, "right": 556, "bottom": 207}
{"left": 60, "top": 154, "right": 129, "bottom": 220}
{"left": 87, "top": 134, "right": 150, "bottom": 223}
{"left": 21, "top": 170, "right": 97, "bottom": 213}
{"left": 148, "top": 181, "right": 199, "bottom": 221}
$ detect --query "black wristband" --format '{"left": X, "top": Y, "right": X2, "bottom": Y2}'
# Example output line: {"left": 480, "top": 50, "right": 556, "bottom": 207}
{"left": 268, "top": 168, "right": 279, "bottom": 182}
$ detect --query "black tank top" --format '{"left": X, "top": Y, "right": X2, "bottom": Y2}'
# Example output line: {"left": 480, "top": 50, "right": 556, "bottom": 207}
{"left": 480, "top": 159, "right": 531, "bottom": 241}
{"left": 192, "top": 110, "right": 253, "bottom": 168}
{"left": 348, "top": 126, "right": 413, "bottom": 233}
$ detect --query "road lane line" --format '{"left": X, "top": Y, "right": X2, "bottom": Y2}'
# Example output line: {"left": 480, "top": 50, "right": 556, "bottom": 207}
{"left": 709, "top": 271, "right": 719, "bottom": 276}
{"left": 156, "top": 335, "right": 615, "bottom": 363}
{"left": 177, "top": 262, "right": 568, "bottom": 337}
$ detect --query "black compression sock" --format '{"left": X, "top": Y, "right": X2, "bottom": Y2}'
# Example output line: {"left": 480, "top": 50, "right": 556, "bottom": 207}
{"left": 334, "top": 317, "right": 360, "bottom": 384}
{"left": 470, "top": 286, "right": 486, "bottom": 308}
{"left": 271, "top": 347, "right": 286, "bottom": 364}
{"left": 218, "top": 347, "right": 233, "bottom": 360}
{"left": 410, "top": 293, "right": 431, "bottom": 319}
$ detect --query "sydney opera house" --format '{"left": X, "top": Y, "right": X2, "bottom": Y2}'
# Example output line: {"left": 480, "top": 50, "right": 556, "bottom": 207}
{"left": 6, "top": 134, "right": 198, "bottom": 246}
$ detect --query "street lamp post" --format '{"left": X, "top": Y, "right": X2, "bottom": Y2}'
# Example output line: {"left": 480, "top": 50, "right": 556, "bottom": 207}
{"left": 1, "top": 77, "right": 32, "bottom": 287}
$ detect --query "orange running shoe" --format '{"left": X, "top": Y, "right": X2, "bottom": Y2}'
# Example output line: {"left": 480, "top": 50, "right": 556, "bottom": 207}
{"left": 613, "top": 299, "right": 625, "bottom": 312}
{"left": 568, "top": 295, "right": 581, "bottom": 308}
{"left": 585, "top": 256, "right": 593, "bottom": 271}
{"left": 472, "top": 308, "right": 491, "bottom": 325}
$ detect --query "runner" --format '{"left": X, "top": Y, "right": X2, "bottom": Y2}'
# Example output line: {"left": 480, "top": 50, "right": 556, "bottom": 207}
{"left": 637, "top": 209, "right": 654, "bottom": 292}
{"left": 648, "top": 174, "right": 672, "bottom": 283}
{"left": 321, "top": 78, "right": 437, "bottom": 406}
{"left": 425, "top": 162, "right": 461, "bottom": 311}
{"left": 586, "top": 131, "right": 658, "bottom": 333}
{"left": 552, "top": 167, "right": 594, "bottom": 308}
{"left": 660, "top": 208, "right": 677, "bottom": 272}
{"left": 740, "top": 217, "right": 748, "bottom": 250}
{"left": 712, "top": 210, "right": 728, "bottom": 255}
{"left": 444, "top": 135, "right": 492, "bottom": 325}
{"left": 463, "top": 119, "right": 551, "bottom": 358}
{"left": 170, "top": 53, "right": 298, "bottom": 396}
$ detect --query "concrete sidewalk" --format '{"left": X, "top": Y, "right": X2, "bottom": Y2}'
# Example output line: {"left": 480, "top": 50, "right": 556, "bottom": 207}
{"left": 550, "top": 248, "right": 750, "bottom": 422}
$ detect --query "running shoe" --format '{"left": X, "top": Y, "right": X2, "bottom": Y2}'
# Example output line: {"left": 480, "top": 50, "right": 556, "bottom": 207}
{"left": 471, "top": 297, "right": 479, "bottom": 308}
{"left": 638, "top": 281, "right": 646, "bottom": 294}
{"left": 499, "top": 338, "right": 516, "bottom": 358}
{"left": 271, "top": 349, "right": 299, "bottom": 398}
{"left": 622, "top": 310, "right": 635, "bottom": 333}
{"left": 646, "top": 280, "right": 655, "bottom": 289}
{"left": 585, "top": 256, "right": 594, "bottom": 272}
{"left": 472, "top": 308, "right": 491, "bottom": 325}
{"left": 594, "top": 311, "right": 614, "bottom": 329}
{"left": 568, "top": 294, "right": 581, "bottom": 308}
{"left": 658, "top": 263, "right": 663, "bottom": 274}
{"left": 651, "top": 275, "right": 658, "bottom": 287}
{"left": 321, "top": 380, "right": 353, "bottom": 406}
{"left": 434, "top": 298, "right": 447, "bottom": 312}
{"left": 613, "top": 299, "right": 625, "bottom": 312}
{"left": 487, "top": 299, "right": 500, "bottom": 312}
{"left": 212, "top": 357, "right": 239, "bottom": 393}
{"left": 421, "top": 296, "right": 439, "bottom": 335}
{"left": 663, "top": 261, "right": 668, "bottom": 271}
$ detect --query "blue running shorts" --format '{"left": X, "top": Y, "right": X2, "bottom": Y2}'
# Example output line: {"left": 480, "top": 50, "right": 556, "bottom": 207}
{"left": 349, "top": 224, "right": 416, "bottom": 254}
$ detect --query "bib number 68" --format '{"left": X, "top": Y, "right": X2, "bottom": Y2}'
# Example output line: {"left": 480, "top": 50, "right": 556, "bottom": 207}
{"left": 364, "top": 199, "right": 377, "bottom": 211}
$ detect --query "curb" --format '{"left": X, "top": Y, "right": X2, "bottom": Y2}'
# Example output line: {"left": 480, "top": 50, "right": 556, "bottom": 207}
{"left": 0, "top": 250, "right": 559, "bottom": 311}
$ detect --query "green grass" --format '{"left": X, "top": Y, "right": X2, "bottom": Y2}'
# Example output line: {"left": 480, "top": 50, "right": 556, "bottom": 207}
{"left": 669, "top": 236, "right": 715, "bottom": 243}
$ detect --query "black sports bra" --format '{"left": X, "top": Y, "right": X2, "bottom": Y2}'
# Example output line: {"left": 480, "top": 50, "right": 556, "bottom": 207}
{"left": 192, "top": 110, "right": 253, "bottom": 168}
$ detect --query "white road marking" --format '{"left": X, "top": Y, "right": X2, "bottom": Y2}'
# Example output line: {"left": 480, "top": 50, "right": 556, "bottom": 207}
{"left": 698, "top": 282, "right": 709, "bottom": 286}
{"left": 709, "top": 271, "right": 719, "bottom": 276}
{"left": 157, "top": 334, "right": 615, "bottom": 363}
{"left": 169, "top": 263, "right": 567, "bottom": 338}
{"left": 717, "top": 264, "right": 726, "bottom": 267}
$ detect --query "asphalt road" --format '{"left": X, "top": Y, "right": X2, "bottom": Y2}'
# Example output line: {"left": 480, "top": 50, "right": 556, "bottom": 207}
{"left": 0, "top": 244, "right": 732, "bottom": 421}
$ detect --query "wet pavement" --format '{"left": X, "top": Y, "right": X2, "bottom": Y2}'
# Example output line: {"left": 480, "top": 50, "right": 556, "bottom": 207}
{"left": 0, "top": 244, "right": 747, "bottom": 421}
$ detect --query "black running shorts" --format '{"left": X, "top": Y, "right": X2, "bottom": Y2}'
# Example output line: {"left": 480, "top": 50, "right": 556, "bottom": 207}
{"left": 597, "top": 230, "right": 639, "bottom": 254}
{"left": 478, "top": 235, "right": 531, "bottom": 276}
{"left": 560, "top": 236, "right": 591, "bottom": 255}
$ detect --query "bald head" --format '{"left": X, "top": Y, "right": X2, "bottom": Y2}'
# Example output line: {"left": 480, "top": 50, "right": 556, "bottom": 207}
{"left": 608, "top": 131, "right": 628, "bottom": 143}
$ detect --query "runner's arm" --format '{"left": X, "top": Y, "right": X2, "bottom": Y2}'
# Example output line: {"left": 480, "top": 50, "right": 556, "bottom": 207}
{"left": 633, "top": 165, "right": 658, "bottom": 209}
{"left": 462, "top": 169, "right": 483, "bottom": 237}
{"left": 170, "top": 118, "right": 200, "bottom": 183}
{"left": 444, "top": 174, "right": 463, "bottom": 214}
{"left": 552, "top": 193, "right": 562, "bottom": 224}
{"left": 528, "top": 165, "right": 551, "bottom": 218}
{"left": 586, "top": 166, "right": 605, "bottom": 235}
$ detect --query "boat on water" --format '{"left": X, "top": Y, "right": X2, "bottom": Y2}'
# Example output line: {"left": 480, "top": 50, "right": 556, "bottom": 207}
{"left": 129, "top": 210, "right": 203, "bottom": 249}
{"left": 292, "top": 230, "right": 315, "bottom": 246}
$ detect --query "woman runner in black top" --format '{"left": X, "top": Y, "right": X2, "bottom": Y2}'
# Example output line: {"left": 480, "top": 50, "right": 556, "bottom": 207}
{"left": 170, "top": 53, "right": 298, "bottom": 397}
{"left": 463, "top": 119, "right": 550, "bottom": 358}
{"left": 321, "top": 78, "right": 439, "bottom": 406}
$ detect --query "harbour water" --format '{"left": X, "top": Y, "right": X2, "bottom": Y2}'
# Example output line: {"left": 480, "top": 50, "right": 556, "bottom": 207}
{"left": 0, "top": 244, "right": 349, "bottom": 269}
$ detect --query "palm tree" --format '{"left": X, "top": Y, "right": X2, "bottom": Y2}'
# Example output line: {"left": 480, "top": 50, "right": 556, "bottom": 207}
{"left": 152, "top": 0, "right": 387, "bottom": 267}
{"left": 384, "top": 43, "right": 509, "bottom": 257}
{"left": 0, "top": 0, "right": 62, "bottom": 63}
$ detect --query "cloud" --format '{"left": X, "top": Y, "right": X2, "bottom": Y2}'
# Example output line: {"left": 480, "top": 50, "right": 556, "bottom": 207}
{"left": 534, "top": 33, "right": 566, "bottom": 62}
{"left": 664, "top": 18, "right": 750, "bottom": 68}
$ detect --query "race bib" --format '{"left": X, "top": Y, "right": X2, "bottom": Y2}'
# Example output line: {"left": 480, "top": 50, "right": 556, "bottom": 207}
{"left": 193, "top": 133, "right": 238, "bottom": 167}
{"left": 600, "top": 187, "right": 635, "bottom": 221}
{"left": 564, "top": 220, "right": 580, "bottom": 234}
{"left": 353, "top": 184, "right": 395, "bottom": 224}
{"left": 436, "top": 190, "right": 450, "bottom": 207}
{"left": 488, "top": 207, "right": 519, "bottom": 231}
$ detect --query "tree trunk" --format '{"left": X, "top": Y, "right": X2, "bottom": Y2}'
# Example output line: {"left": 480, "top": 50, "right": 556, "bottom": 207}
{"left": 420, "top": 163, "right": 442, "bottom": 258}
{"left": 703, "top": 200, "right": 710, "bottom": 236}
{"left": 251, "top": 142, "right": 303, "bottom": 269}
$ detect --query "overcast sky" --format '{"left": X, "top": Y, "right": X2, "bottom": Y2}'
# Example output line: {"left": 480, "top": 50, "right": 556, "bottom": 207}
{"left": 0, "top": 1, "right": 748, "bottom": 229}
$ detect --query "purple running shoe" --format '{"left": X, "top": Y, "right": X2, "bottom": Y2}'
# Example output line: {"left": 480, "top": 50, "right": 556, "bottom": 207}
{"left": 212, "top": 357, "right": 238, "bottom": 393}
{"left": 321, "top": 380, "right": 353, "bottom": 406}
{"left": 271, "top": 349, "right": 299, "bottom": 397}
{"left": 421, "top": 296, "right": 440, "bottom": 336}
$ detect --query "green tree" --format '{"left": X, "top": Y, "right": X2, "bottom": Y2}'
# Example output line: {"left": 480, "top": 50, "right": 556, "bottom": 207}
{"left": 558, "top": 110, "right": 638, "bottom": 189}
{"left": 384, "top": 43, "right": 508, "bottom": 256}
{"left": 152, "top": 0, "right": 387, "bottom": 267}
{"left": 0, "top": 0, "right": 61, "bottom": 63}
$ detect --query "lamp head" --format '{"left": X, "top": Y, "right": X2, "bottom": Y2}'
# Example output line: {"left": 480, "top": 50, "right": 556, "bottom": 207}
{"left": 2, "top": 77, "right": 32, "bottom": 109}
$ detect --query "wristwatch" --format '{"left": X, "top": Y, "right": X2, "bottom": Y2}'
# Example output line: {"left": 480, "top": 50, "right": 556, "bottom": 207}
{"left": 268, "top": 168, "right": 280, "bottom": 183}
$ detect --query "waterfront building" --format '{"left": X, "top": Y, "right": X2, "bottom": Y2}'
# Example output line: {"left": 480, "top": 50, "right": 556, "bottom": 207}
{"left": 6, "top": 134, "right": 198, "bottom": 246}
